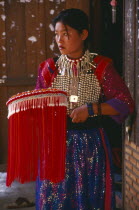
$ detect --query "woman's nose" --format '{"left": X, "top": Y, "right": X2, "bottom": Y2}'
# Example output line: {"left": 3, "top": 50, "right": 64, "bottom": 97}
{"left": 57, "top": 35, "right": 62, "bottom": 43}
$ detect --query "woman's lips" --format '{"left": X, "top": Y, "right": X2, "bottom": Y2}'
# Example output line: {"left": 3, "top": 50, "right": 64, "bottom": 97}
{"left": 58, "top": 45, "right": 65, "bottom": 50}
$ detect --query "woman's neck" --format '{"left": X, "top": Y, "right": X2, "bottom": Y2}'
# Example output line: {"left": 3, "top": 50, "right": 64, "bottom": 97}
{"left": 66, "top": 50, "right": 85, "bottom": 60}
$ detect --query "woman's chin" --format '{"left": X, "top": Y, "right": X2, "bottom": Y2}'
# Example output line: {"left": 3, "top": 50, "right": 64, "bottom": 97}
{"left": 59, "top": 48, "right": 68, "bottom": 54}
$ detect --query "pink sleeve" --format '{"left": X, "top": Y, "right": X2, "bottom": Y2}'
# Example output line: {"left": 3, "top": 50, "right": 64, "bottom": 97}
{"left": 35, "top": 68, "right": 46, "bottom": 90}
{"left": 35, "top": 58, "right": 57, "bottom": 90}
{"left": 101, "top": 63, "right": 134, "bottom": 123}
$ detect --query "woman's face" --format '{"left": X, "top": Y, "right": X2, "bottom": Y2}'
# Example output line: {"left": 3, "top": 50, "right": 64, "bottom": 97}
{"left": 55, "top": 22, "right": 88, "bottom": 59}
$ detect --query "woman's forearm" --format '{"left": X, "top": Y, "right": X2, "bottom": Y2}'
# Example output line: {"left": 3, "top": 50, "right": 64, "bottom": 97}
{"left": 93, "top": 103, "right": 120, "bottom": 116}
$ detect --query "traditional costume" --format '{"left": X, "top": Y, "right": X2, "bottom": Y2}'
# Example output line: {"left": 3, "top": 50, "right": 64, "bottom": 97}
{"left": 35, "top": 50, "right": 134, "bottom": 210}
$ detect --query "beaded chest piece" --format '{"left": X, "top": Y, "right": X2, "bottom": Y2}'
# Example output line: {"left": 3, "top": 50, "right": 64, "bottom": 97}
{"left": 51, "top": 50, "right": 101, "bottom": 112}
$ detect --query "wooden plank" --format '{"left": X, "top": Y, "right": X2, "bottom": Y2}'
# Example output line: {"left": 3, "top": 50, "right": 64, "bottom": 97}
{"left": 135, "top": 1, "right": 139, "bottom": 145}
{"left": 25, "top": 1, "right": 39, "bottom": 79}
{"left": 35, "top": 1, "right": 48, "bottom": 69}
{"left": 0, "top": 77, "right": 36, "bottom": 87}
{"left": 5, "top": 1, "right": 27, "bottom": 78}
{"left": 124, "top": 1, "right": 135, "bottom": 96}
{"left": 0, "top": 2, "right": 7, "bottom": 164}
{"left": 0, "top": 1, "right": 7, "bottom": 79}
{"left": 124, "top": 0, "right": 135, "bottom": 143}
{"left": 0, "top": 86, "right": 8, "bottom": 163}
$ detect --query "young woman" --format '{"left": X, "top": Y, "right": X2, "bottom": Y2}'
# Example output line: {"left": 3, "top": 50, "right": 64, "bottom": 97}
{"left": 35, "top": 8, "right": 134, "bottom": 210}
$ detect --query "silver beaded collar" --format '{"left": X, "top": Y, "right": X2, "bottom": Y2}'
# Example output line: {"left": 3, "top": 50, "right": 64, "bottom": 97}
{"left": 56, "top": 50, "right": 97, "bottom": 77}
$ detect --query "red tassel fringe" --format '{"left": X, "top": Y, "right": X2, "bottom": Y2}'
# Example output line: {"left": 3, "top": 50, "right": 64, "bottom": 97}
{"left": 6, "top": 90, "right": 67, "bottom": 186}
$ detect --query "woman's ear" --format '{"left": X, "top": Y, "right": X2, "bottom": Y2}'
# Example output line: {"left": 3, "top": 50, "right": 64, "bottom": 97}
{"left": 81, "top": 29, "right": 88, "bottom": 40}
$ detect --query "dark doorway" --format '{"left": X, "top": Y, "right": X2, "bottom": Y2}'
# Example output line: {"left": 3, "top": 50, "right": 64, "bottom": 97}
{"left": 90, "top": 0, "right": 123, "bottom": 208}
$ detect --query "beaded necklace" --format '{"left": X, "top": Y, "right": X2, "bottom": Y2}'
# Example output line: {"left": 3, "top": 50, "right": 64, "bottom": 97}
{"left": 56, "top": 50, "right": 97, "bottom": 77}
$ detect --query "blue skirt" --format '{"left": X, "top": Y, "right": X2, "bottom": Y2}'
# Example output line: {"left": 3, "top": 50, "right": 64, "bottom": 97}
{"left": 36, "top": 128, "right": 114, "bottom": 210}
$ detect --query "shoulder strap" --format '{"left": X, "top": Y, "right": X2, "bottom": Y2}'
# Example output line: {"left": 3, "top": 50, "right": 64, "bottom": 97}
{"left": 93, "top": 55, "right": 113, "bottom": 83}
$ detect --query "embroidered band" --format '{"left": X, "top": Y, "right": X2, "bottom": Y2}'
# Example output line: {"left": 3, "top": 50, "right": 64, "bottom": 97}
{"left": 87, "top": 103, "right": 94, "bottom": 116}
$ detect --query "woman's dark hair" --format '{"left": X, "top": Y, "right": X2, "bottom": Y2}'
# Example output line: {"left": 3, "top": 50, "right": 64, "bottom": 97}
{"left": 52, "top": 8, "right": 90, "bottom": 50}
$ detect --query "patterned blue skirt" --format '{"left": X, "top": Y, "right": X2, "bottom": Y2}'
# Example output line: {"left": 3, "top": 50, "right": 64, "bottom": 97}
{"left": 36, "top": 127, "right": 114, "bottom": 210}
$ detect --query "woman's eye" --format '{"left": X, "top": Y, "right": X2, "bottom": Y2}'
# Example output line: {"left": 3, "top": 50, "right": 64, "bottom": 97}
{"left": 64, "top": 33, "right": 68, "bottom": 36}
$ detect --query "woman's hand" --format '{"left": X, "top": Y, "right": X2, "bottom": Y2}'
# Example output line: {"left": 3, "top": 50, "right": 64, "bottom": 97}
{"left": 70, "top": 104, "right": 89, "bottom": 123}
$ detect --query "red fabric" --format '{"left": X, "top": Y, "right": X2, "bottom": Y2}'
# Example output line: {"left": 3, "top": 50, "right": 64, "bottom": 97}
{"left": 93, "top": 55, "right": 134, "bottom": 115}
{"left": 94, "top": 55, "right": 112, "bottom": 83}
{"left": 93, "top": 57, "right": 113, "bottom": 209}
{"left": 6, "top": 93, "right": 67, "bottom": 186}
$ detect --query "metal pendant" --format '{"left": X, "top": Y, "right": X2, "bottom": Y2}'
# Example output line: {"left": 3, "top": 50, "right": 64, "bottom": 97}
{"left": 69, "top": 95, "right": 78, "bottom": 103}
